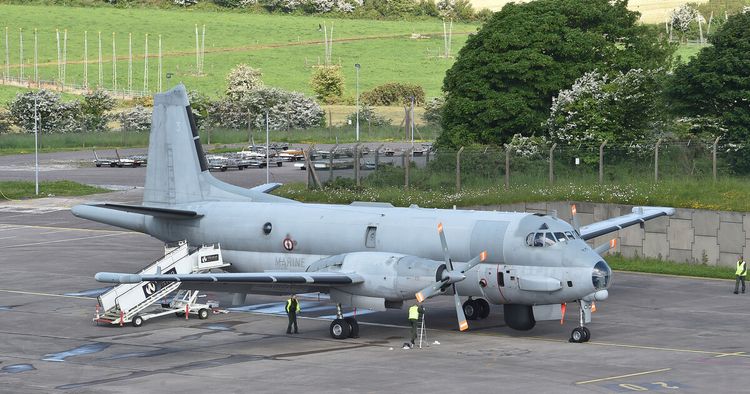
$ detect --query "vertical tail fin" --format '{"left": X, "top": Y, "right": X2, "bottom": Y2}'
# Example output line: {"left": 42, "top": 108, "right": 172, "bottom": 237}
{"left": 143, "top": 84, "right": 292, "bottom": 206}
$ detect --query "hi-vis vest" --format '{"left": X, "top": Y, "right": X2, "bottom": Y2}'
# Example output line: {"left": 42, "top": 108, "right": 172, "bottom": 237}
{"left": 409, "top": 305, "right": 420, "bottom": 320}
{"left": 737, "top": 260, "right": 747, "bottom": 277}
{"left": 286, "top": 299, "right": 300, "bottom": 313}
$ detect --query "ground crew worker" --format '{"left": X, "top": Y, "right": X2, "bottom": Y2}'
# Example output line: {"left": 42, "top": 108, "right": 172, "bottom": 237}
{"left": 408, "top": 301, "right": 424, "bottom": 347}
{"left": 286, "top": 294, "right": 300, "bottom": 334}
{"left": 734, "top": 256, "right": 746, "bottom": 294}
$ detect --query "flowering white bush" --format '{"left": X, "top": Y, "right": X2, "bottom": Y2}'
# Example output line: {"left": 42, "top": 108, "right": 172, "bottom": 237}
{"left": 262, "top": 0, "right": 302, "bottom": 12}
{"left": 226, "top": 64, "right": 264, "bottom": 101}
{"left": 173, "top": 0, "right": 199, "bottom": 5}
{"left": 8, "top": 90, "right": 82, "bottom": 134}
{"left": 506, "top": 133, "right": 546, "bottom": 158}
{"left": 670, "top": 4, "right": 699, "bottom": 33}
{"left": 210, "top": 87, "right": 323, "bottom": 130}
{"left": 118, "top": 106, "right": 152, "bottom": 132}
{"left": 346, "top": 105, "right": 391, "bottom": 127}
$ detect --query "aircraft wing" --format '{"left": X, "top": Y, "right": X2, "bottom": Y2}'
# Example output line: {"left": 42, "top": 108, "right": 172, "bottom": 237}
{"left": 95, "top": 271, "right": 363, "bottom": 287}
{"left": 579, "top": 206, "right": 675, "bottom": 241}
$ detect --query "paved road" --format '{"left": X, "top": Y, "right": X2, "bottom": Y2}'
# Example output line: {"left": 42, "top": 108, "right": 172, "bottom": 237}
{"left": 0, "top": 207, "right": 747, "bottom": 393}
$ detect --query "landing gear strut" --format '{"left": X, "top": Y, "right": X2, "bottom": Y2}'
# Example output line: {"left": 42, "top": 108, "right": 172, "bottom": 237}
{"left": 329, "top": 303, "right": 359, "bottom": 339}
{"left": 569, "top": 301, "right": 591, "bottom": 343}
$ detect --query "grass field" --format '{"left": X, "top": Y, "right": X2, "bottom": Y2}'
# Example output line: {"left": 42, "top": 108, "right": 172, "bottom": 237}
{"left": 0, "top": 180, "right": 107, "bottom": 199}
{"left": 607, "top": 254, "right": 735, "bottom": 279}
{"left": 0, "top": 5, "right": 474, "bottom": 103}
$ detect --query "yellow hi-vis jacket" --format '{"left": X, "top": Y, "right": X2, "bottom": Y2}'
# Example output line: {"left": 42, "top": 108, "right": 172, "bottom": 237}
{"left": 737, "top": 260, "right": 747, "bottom": 277}
{"left": 286, "top": 298, "right": 300, "bottom": 313}
{"left": 409, "top": 305, "right": 420, "bottom": 320}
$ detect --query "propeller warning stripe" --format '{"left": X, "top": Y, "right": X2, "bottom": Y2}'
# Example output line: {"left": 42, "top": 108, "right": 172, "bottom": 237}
{"left": 415, "top": 292, "right": 425, "bottom": 303}
{"left": 459, "top": 320, "right": 469, "bottom": 331}
{"left": 480, "top": 251, "right": 488, "bottom": 261}
{"left": 437, "top": 223, "right": 444, "bottom": 233}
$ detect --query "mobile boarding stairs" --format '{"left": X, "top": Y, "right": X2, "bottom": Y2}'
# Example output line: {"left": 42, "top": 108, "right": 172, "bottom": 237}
{"left": 93, "top": 241, "right": 229, "bottom": 327}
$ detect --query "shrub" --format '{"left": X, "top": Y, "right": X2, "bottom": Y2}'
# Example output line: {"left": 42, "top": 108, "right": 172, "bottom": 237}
{"left": 0, "top": 110, "right": 12, "bottom": 133}
{"left": 209, "top": 87, "right": 324, "bottom": 130}
{"left": 361, "top": 83, "right": 425, "bottom": 106}
{"left": 226, "top": 64, "right": 263, "bottom": 101}
{"left": 81, "top": 89, "right": 116, "bottom": 132}
{"left": 188, "top": 90, "right": 212, "bottom": 130}
{"left": 7, "top": 90, "right": 81, "bottom": 134}
{"left": 422, "top": 96, "right": 444, "bottom": 125}
{"left": 118, "top": 106, "right": 152, "bottom": 132}
{"left": 310, "top": 65, "right": 344, "bottom": 104}
{"left": 346, "top": 105, "right": 391, "bottom": 127}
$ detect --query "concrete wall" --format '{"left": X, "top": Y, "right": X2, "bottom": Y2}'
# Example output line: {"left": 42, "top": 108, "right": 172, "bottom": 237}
{"left": 470, "top": 202, "right": 747, "bottom": 268}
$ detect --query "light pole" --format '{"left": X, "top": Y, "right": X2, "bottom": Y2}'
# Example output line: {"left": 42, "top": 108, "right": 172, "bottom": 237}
{"left": 355, "top": 63, "right": 360, "bottom": 141}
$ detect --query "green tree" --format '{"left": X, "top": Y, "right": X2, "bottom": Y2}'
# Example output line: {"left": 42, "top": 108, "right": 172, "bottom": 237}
{"left": 439, "top": 0, "right": 675, "bottom": 147}
{"left": 81, "top": 89, "right": 115, "bottom": 132}
{"left": 666, "top": 11, "right": 750, "bottom": 173}
{"left": 310, "top": 65, "right": 344, "bottom": 104}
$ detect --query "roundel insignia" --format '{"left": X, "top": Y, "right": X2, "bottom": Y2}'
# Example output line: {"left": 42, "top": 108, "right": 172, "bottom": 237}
{"left": 283, "top": 237, "right": 294, "bottom": 251}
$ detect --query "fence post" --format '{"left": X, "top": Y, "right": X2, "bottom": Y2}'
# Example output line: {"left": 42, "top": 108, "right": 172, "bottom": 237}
{"left": 456, "top": 146, "right": 465, "bottom": 192}
{"left": 654, "top": 138, "right": 662, "bottom": 182}
{"left": 329, "top": 144, "right": 337, "bottom": 181}
{"left": 599, "top": 140, "right": 607, "bottom": 184}
{"left": 549, "top": 143, "right": 557, "bottom": 185}
{"left": 504, "top": 146, "right": 510, "bottom": 190}
{"left": 354, "top": 143, "right": 361, "bottom": 187}
{"left": 375, "top": 144, "right": 383, "bottom": 170}
{"left": 712, "top": 136, "right": 720, "bottom": 183}
{"left": 404, "top": 148, "right": 412, "bottom": 190}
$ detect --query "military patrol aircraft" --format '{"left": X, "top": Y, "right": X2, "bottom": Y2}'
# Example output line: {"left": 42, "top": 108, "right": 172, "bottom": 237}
{"left": 75, "top": 85, "right": 674, "bottom": 342}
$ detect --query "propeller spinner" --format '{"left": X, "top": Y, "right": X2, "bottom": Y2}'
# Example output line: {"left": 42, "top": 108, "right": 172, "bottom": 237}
{"left": 415, "top": 223, "right": 487, "bottom": 332}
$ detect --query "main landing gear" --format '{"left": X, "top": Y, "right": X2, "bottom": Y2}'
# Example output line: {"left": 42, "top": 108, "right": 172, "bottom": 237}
{"left": 569, "top": 300, "right": 592, "bottom": 343}
{"left": 463, "top": 297, "right": 490, "bottom": 320}
{"left": 329, "top": 303, "right": 359, "bottom": 339}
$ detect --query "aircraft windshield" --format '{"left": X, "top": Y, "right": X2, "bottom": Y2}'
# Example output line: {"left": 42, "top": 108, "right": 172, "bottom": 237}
{"left": 526, "top": 232, "right": 561, "bottom": 247}
{"left": 592, "top": 261, "right": 612, "bottom": 290}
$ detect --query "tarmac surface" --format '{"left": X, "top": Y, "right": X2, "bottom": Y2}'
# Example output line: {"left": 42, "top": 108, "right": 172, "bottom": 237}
{"left": 1, "top": 150, "right": 749, "bottom": 393}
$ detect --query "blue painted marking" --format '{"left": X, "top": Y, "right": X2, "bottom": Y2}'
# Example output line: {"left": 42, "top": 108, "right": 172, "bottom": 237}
{"left": 64, "top": 287, "right": 112, "bottom": 297}
{"left": 42, "top": 343, "right": 110, "bottom": 362}
{"left": 1, "top": 364, "right": 35, "bottom": 374}
{"left": 205, "top": 324, "right": 233, "bottom": 331}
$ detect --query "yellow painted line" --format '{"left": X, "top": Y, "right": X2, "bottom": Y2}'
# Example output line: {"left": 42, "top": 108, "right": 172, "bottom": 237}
{"left": 588, "top": 341, "right": 750, "bottom": 357}
{"left": 0, "top": 289, "right": 92, "bottom": 301}
{"left": 575, "top": 368, "right": 672, "bottom": 385}
{"left": 3, "top": 232, "right": 134, "bottom": 248}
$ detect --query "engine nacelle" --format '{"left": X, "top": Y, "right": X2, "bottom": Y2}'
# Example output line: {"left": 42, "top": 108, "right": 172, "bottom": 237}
{"left": 309, "top": 252, "right": 445, "bottom": 302}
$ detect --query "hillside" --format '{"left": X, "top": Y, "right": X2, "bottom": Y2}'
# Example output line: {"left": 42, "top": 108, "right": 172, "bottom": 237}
{"left": 470, "top": 0, "right": 709, "bottom": 23}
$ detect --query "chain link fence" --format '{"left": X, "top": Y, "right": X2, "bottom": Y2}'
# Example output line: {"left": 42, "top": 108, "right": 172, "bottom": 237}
{"left": 301, "top": 139, "right": 736, "bottom": 191}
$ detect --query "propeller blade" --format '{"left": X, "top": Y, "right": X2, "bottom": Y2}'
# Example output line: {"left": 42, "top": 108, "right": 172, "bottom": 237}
{"left": 415, "top": 280, "right": 446, "bottom": 303}
{"left": 453, "top": 286, "right": 468, "bottom": 331}
{"left": 570, "top": 204, "right": 581, "bottom": 234}
{"left": 560, "top": 303, "right": 566, "bottom": 325}
{"left": 437, "top": 222, "right": 454, "bottom": 271}
{"left": 461, "top": 250, "right": 488, "bottom": 274}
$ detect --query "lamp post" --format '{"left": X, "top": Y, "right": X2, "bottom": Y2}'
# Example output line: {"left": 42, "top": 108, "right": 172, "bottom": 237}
{"left": 355, "top": 63, "right": 360, "bottom": 141}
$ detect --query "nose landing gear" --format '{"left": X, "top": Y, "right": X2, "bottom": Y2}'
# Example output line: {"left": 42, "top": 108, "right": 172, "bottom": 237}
{"left": 569, "top": 300, "right": 593, "bottom": 343}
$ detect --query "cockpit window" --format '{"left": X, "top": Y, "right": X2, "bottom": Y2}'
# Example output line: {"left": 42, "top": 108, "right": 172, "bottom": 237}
{"left": 554, "top": 232, "right": 566, "bottom": 242}
{"left": 544, "top": 232, "right": 556, "bottom": 246}
{"left": 564, "top": 231, "right": 575, "bottom": 240}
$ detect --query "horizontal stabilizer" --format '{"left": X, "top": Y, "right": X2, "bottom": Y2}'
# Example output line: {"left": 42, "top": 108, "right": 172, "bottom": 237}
{"left": 250, "top": 183, "right": 283, "bottom": 194}
{"left": 89, "top": 203, "right": 202, "bottom": 220}
{"left": 95, "top": 271, "right": 363, "bottom": 286}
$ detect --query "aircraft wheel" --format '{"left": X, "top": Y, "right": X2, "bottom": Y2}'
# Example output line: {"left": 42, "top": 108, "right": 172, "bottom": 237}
{"left": 132, "top": 315, "right": 144, "bottom": 327}
{"left": 109, "top": 163, "right": 117, "bottom": 167}
{"left": 344, "top": 317, "right": 359, "bottom": 338}
{"left": 570, "top": 327, "right": 585, "bottom": 343}
{"left": 198, "top": 308, "right": 210, "bottom": 320}
{"left": 463, "top": 299, "right": 480, "bottom": 320}
{"left": 95, "top": 164, "right": 102, "bottom": 167}
{"left": 581, "top": 327, "right": 591, "bottom": 342}
{"left": 175, "top": 312, "right": 185, "bottom": 317}
{"left": 220, "top": 167, "right": 227, "bottom": 172}
{"left": 476, "top": 298, "right": 490, "bottom": 319}
{"left": 277, "top": 161, "right": 283, "bottom": 167}
{"left": 330, "top": 319, "right": 350, "bottom": 339}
